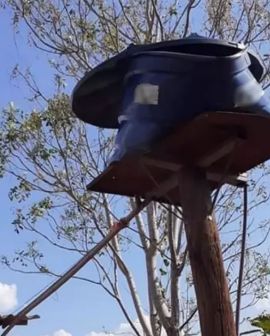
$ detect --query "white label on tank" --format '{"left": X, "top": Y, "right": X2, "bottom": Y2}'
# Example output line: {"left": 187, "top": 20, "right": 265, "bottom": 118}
{"left": 134, "top": 83, "right": 159, "bottom": 105}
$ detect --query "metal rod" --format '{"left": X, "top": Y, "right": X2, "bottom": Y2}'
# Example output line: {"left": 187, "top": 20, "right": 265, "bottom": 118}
{"left": 235, "top": 183, "right": 248, "bottom": 335}
{"left": 1, "top": 198, "right": 150, "bottom": 336}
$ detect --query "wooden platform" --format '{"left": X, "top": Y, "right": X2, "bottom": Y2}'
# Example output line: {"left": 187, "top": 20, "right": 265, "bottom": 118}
{"left": 87, "top": 111, "right": 270, "bottom": 204}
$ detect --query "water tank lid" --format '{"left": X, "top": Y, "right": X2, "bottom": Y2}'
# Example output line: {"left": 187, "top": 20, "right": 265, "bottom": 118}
{"left": 72, "top": 36, "right": 264, "bottom": 129}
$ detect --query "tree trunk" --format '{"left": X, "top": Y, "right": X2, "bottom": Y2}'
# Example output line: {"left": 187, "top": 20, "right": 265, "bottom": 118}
{"left": 179, "top": 168, "right": 236, "bottom": 336}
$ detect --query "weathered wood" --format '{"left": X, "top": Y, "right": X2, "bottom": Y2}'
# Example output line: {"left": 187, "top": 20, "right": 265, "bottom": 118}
{"left": 179, "top": 167, "right": 236, "bottom": 336}
{"left": 142, "top": 157, "right": 247, "bottom": 187}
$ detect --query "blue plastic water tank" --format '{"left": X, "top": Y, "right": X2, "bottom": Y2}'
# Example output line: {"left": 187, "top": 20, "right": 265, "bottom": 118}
{"left": 72, "top": 35, "right": 270, "bottom": 163}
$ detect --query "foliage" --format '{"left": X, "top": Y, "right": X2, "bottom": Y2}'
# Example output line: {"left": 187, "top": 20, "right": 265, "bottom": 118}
{"left": 251, "top": 314, "right": 270, "bottom": 335}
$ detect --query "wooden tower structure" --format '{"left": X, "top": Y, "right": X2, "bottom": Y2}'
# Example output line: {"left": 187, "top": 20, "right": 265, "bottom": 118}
{"left": 2, "top": 35, "right": 270, "bottom": 336}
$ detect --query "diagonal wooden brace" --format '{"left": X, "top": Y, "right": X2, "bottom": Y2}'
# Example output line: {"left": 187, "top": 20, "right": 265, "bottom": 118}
{"left": 0, "top": 173, "right": 183, "bottom": 336}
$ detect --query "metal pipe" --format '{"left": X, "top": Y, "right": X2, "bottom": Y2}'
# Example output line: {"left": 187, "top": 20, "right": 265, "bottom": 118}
{"left": 1, "top": 198, "right": 150, "bottom": 336}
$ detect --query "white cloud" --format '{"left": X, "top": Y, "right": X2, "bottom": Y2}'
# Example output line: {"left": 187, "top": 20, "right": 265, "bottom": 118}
{"left": 0, "top": 282, "right": 18, "bottom": 313}
{"left": 42, "top": 330, "right": 72, "bottom": 336}
{"left": 53, "top": 330, "right": 72, "bottom": 336}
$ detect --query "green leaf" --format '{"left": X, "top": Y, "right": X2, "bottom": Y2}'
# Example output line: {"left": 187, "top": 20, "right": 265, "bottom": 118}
{"left": 251, "top": 314, "right": 270, "bottom": 334}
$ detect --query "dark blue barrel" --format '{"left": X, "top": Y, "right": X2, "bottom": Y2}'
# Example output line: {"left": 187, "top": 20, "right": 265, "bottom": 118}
{"left": 71, "top": 35, "right": 270, "bottom": 163}
{"left": 110, "top": 50, "right": 270, "bottom": 162}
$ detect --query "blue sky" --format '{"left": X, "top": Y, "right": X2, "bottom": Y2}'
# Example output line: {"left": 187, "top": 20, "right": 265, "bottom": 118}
{"left": 0, "top": 9, "right": 151, "bottom": 336}
{"left": 1, "top": 5, "right": 270, "bottom": 336}
{"left": 0, "top": 8, "right": 137, "bottom": 336}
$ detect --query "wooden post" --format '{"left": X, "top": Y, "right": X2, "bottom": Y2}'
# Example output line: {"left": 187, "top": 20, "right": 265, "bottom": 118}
{"left": 179, "top": 167, "right": 236, "bottom": 336}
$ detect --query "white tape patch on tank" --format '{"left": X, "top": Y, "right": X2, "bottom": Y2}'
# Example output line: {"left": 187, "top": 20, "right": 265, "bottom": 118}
{"left": 134, "top": 83, "right": 159, "bottom": 105}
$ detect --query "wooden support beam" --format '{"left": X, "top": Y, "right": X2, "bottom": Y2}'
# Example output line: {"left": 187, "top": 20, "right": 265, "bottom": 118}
{"left": 207, "top": 171, "right": 247, "bottom": 188}
{"left": 179, "top": 168, "right": 236, "bottom": 336}
{"left": 142, "top": 157, "right": 180, "bottom": 171}
{"left": 146, "top": 173, "right": 178, "bottom": 198}
{"left": 142, "top": 155, "right": 247, "bottom": 188}
{"left": 197, "top": 137, "right": 240, "bottom": 168}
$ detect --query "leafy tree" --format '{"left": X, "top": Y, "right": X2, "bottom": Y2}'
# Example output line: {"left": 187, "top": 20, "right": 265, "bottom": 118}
{"left": 1, "top": 0, "right": 270, "bottom": 335}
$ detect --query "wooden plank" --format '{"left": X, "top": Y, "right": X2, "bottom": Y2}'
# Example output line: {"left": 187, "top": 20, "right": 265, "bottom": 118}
{"left": 141, "top": 136, "right": 247, "bottom": 187}
{"left": 142, "top": 157, "right": 180, "bottom": 172}
{"left": 207, "top": 172, "right": 248, "bottom": 187}
{"left": 146, "top": 173, "right": 179, "bottom": 198}
{"left": 87, "top": 111, "right": 270, "bottom": 201}
{"left": 197, "top": 137, "right": 240, "bottom": 168}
